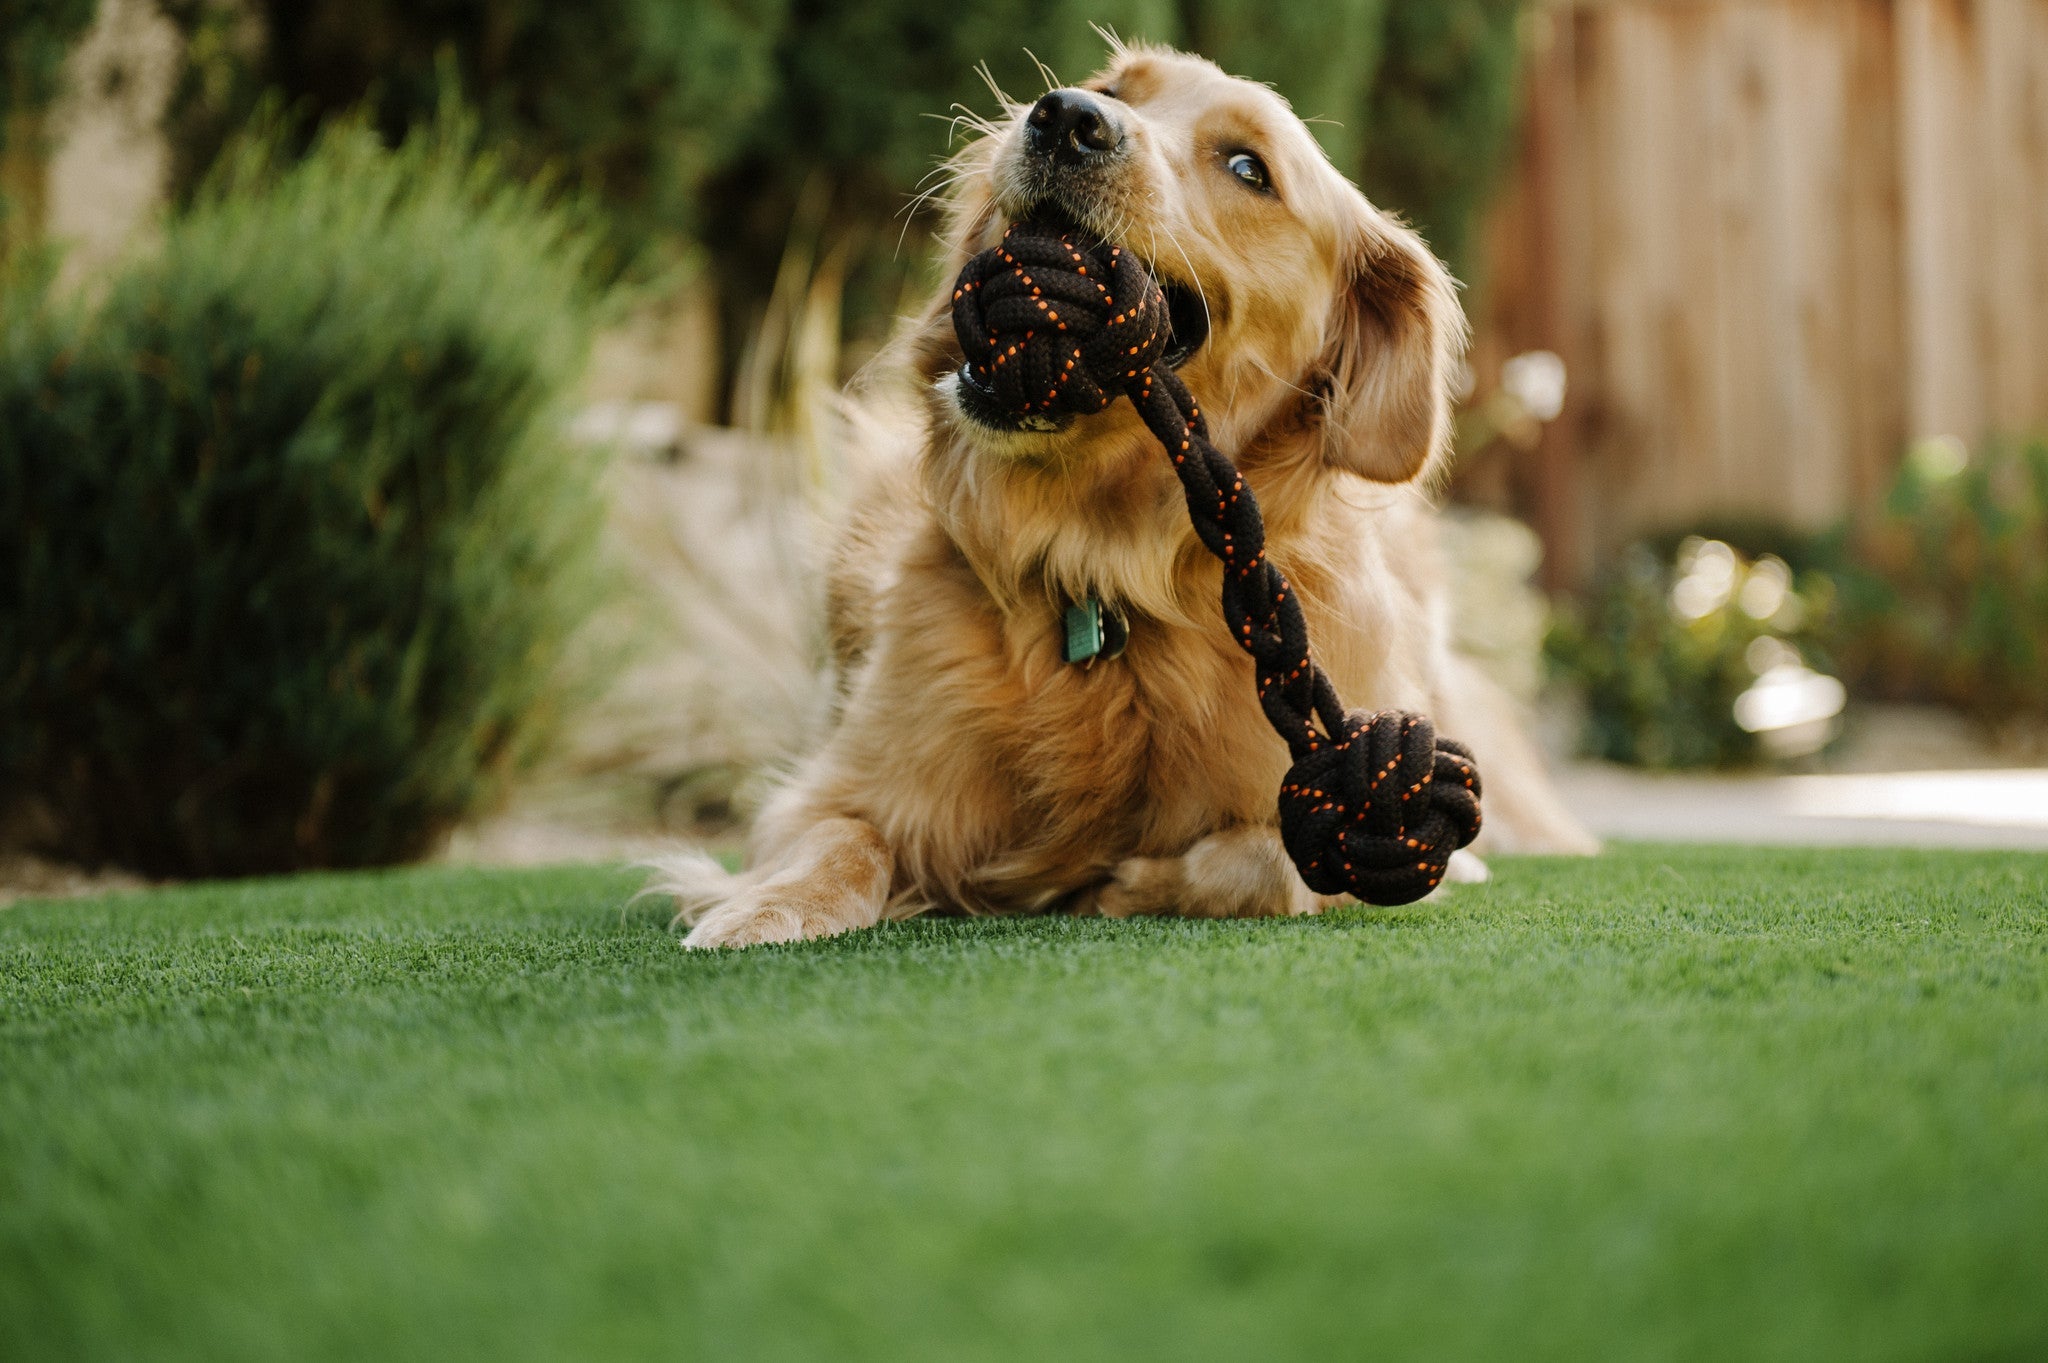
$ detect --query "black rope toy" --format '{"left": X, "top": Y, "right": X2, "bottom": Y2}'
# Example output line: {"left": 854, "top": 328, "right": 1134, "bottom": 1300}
{"left": 951, "top": 219, "right": 1483, "bottom": 906}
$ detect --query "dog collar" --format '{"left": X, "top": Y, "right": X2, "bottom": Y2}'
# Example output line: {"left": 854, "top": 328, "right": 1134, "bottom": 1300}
{"left": 1062, "top": 597, "right": 1129, "bottom": 664}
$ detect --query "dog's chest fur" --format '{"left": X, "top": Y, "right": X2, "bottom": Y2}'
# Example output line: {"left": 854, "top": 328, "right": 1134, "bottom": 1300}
{"left": 789, "top": 401, "right": 1440, "bottom": 914}
{"left": 814, "top": 517, "right": 1387, "bottom": 913}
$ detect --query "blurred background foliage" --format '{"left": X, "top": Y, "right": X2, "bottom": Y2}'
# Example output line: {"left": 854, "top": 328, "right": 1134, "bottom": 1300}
{"left": 141, "top": 0, "right": 1524, "bottom": 395}
{"left": 1, "top": 0, "right": 96, "bottom": 117}
{"left": 0, "top": 0, "right": 1535, "bottom": 875}
{"left": 1828, "top": 435, "right": 2048, "bottom": 739}
{"left": 1357, "top": 1, "right": 1526, "bottom": 283}
{"left": 0, "top": 115, "right": 614, "bottom": 875}
{"left": 3, "top": 0, "right": 2043, "bottom": 878}
{"left": 1547, "top": 537, "right": 1837, "bottom": 769}
{"left": 1547, "top": 432, "right": 2048, "bottom": 769}
{"left": 0, "top": 0, "right": 98, "bottom": 250}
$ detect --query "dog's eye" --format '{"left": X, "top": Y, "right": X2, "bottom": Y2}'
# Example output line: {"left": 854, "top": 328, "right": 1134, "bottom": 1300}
{"left": 1226, "top": 152, "right": 1270, "bottom": 192}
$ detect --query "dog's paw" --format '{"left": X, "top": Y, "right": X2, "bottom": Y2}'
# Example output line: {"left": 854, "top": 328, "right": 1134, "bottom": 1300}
{"left": 1442, "top": 848, "right": 1491, "bottom": 885}
{"left": 676, "top": 817, "right": 894, "bottom": 950}
{"left": 680, "top": 879, "right": 881, "bottom": 950}
{"left": 681, "top": 892, "right": 814, "bottom": 950}
{"left": 1091, "top": 827, "right": 1326, "bottom": 920}
{"left": 1092, "top": 855, "right": 1185, "bottom": 919}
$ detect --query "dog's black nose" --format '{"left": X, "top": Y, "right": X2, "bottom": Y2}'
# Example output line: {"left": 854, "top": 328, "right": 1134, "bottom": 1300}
{"left": 1026, "top": 89, "right": 1123, "bottom": 165}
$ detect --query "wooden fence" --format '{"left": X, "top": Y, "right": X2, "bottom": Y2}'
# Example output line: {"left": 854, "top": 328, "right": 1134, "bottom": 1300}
{"left": 1467, "top": 0, "right": 2048, "bottom": 585}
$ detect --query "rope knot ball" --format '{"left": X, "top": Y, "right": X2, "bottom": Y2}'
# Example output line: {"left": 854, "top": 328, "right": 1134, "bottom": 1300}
{"left": 952, "top": 227, "right": 1172, "bottom": 426}
{"left": 953, "top": 219, "right": 1483, "bottom": 906}
{"left": 1278, "top": 711, "right": 1482, "bottom": 904}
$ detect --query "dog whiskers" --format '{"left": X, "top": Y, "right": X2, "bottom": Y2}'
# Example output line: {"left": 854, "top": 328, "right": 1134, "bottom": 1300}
{"left": 1088, "top": 21, "right": 1128, "bottom": 58}
{"left": 1022, "top": 48, "right": 1061, "bottom": 94}
{"left": 898, "top": 170, "right": 976, "bottom": 257}
{"left": 973, "top": 61, "right": 1017, "bottom": 111}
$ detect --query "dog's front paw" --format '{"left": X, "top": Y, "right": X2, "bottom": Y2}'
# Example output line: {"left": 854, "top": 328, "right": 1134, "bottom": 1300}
{"left": 682, "top": 893, "right": 812, "bottom": 950}
{"left": 1093, "top": 856, "right": 1186, "bottom": 919}
{"left": 1443, "top": 848, "right": 1491, "bottom": 885}
{"left": 676, "top": 816, "right": 894, "bottom": 950}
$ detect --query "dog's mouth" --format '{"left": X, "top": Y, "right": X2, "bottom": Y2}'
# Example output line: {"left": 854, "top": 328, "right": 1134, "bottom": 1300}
{"left": 1157, "top": 278, "right": 1210, "bottom": 370}
{"left": 954, "top": 242, "right": 1210, "bottom": 435}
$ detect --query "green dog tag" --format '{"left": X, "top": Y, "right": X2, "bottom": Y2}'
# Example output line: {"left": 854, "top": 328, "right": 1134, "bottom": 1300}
{"left": 1062, "top": 597, "right": 1129, "bottom": 664}
{"left": 1063, "top": 599, "right": 1104, "bottom": 664}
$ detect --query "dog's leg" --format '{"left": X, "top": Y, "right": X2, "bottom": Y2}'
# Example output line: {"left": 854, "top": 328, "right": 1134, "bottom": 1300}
{"left": 1432, "top": 653, "right": 1601, "bottom": 856}
{"left": 1088, "top": 826, "right": 1492, "bottom": 919}
{"left": 1092, "top": 825, "right": 1340, "bottom": 920}
{"left": 655, "top": 816, "right": 894, "bottom": 950}
{"left": 1444, "top": 848, "right": 1490, "bottom": 883}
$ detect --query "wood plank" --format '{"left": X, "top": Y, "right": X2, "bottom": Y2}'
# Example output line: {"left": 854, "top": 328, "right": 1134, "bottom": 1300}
{"left": 1707, "top": 0, "right": 1791, "bottom": 524}
{"left": 2029, "top": 0, "right": 2048, "bottom": 423}
{"left": 1898, "top": 0, "right": 1988, "bottom": 444}
{"left": 1842, "top": 0, "right": 1907, "bottom": 511}
{"left": 1777, "top": 0, "right": 1853, "bottom": 527}
{"left": 1662, "top": 0, "right": 1730, "bottom": 532}
{"left": 2031, "top": 0, "right": 2048, "bottom": 422}
{"left": 1582, "top": 3, "right": 1723, "bottom": 546}
{"left": 1977, "top": 0, "right": 2048, "bottom": 429}
{"left": 1523, "top": 9, "right": 1593, "bottom": 586}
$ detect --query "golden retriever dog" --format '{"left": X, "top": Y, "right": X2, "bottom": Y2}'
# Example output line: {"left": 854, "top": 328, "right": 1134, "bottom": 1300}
{"left": 646, "top": 43, "right": 1596, "bottom": 948}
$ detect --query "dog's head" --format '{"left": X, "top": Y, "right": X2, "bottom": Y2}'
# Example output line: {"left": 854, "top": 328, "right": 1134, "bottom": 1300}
{"left": 925, "top": 45, "right": 1464, "bottom": 487}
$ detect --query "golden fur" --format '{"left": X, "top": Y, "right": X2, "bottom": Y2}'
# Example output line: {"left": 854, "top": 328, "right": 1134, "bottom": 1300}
{"left": 648, "top": 45, "right": 1595, "bottom": 948}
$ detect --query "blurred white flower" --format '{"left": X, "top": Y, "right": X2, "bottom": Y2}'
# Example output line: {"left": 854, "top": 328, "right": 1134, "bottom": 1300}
{"left": 1744, "top": 634, "right": 1799, "bottom": 675}
{"left": 1734, "top": 662, "right": 1847, "bottom": 758}
{"left": 568, "top": 401, "right": 684, "bottom": 456}
{"left": 1738, "top": 554, "right": 1792, "bottom": 620}
{"left": 1670, "top": 537, "right": 1738, "bottom": 620}
{"left": 1500, "top": 350, "right": 1567, "bottom": 423}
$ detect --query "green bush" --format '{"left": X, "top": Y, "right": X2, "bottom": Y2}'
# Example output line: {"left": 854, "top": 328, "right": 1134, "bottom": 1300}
{"left": 1828, "top": 434, "right": 2048, "bottom": 734}
{"left": 1547, "top": 538, "right": 1838, "bottom": 768}
{"left": 0, "top": 119, "right": 613, "bottom": 876}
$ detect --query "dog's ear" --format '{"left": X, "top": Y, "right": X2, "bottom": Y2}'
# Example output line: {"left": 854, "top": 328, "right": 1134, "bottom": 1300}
{"left": 1311, "top": 209, "right": 1466, "bottom": 483}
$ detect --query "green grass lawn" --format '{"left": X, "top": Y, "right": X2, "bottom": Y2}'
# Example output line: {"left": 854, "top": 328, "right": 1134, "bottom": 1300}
{"left": 3, "top": 845, "right": 2045, "bottom": 1361}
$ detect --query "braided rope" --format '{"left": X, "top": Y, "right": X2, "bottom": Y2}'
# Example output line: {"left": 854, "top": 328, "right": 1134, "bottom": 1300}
{"left": 952, "top": 220, "right": 1482, "bottom": 905}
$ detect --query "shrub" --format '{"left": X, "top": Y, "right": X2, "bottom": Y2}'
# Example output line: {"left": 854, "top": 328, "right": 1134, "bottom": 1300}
{"left": 1828, "top": 434, "right": 2048, "bottom": 736}
{"left": 0, "top": 118, "right": 613, "bottom": 876}
{"left": 1547, "top": 538, "right": 1840, "bottom": 768}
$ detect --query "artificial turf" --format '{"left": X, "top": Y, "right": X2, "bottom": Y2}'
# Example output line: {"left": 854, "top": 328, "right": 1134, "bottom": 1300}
{"left": 2, "top": 845, "right": 2045, "bottom": 1361}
